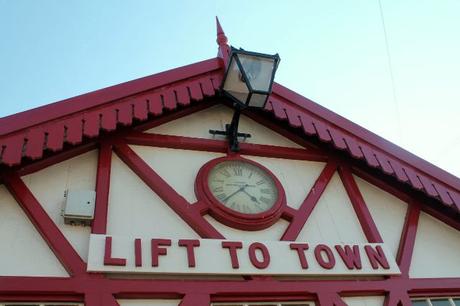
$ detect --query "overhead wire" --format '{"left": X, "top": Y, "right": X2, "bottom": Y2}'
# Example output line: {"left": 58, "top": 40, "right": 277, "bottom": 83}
{"left": 378, "top": 0, "right": 403, "bottom": 144}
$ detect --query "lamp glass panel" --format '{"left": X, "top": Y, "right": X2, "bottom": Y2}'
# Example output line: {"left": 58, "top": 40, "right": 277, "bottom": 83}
{"left": 248, "top": 93, "right": 268, "bottom": 108}
{"left": 238, "top": 54, "right": 276, "bottom": 92}
{"left": 223, "top": 57, "right": 249, "bottom": 104}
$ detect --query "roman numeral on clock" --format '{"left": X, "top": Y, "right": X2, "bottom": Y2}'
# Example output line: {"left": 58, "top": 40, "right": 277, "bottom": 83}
{"left": 260, "top": 197, "right": 271, "bottom": 205}
{"left": 233, "top": 167, "right": 243, "bottom": 176}
{"left": 256, "top": 180, "right": 265, "bottom": 186}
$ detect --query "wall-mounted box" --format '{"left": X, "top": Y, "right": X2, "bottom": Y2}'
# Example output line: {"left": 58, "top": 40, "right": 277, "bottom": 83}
{"left": 63, "top": 190, "right": 96, "bottom": 226}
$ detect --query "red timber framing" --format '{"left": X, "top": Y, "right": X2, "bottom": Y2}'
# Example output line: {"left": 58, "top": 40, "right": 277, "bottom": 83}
{"left": 1, "top": 128, "right": 460, "bottom": 306}
{"left": 1, "top": 19, "right": 460, "bottom": 306}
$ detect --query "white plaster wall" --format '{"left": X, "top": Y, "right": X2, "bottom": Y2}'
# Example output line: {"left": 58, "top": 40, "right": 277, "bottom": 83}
{"left": 130, "top": 146, "right": 225, "bottom": 203}
{"left": 117, "top": 299, "right": 180, "bottom": 306}
{"left": 243, "top": 156, "right": 326, "bottom": 210}
{"left": 106, "top": 154, "right": 200, "bottom": 238}
{"left": 296, "top": 173, "right": 367, "bottom": 244}
{"left": 343, "top": 296, "right": 385, "bottom": 306}
{"left": 354, "top": 175, "right": 407, "bottom": 257}
{"left": 205, "top": 215, "right": 289, "bottom": 241}
{"left": 147, "top": 104, "right": 303, "bottom": 148}
{"left": 409, "top": 211, "right": 460, "bottom": 278}
{"left": 0, "top": 185, "right": 68, "bottom": 276}
{"left": 22, "top": 150, "right": 97, "bottom": 262}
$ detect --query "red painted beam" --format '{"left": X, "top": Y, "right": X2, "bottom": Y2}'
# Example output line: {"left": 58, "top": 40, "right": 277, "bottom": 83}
{"left": 281, "top": 161, "right": 337, "bottom": 241}
{"left": 396, "top": 205, "right": 420, "bottom": 277}
{"left": 179, "top": 294, "right": 211, "bottom": 306}
{"left": 92, "top": 141, "right": 113, "bottom": 234}
{"left": 339, "top": 165, "right": 383, "bottom": 243}
{"left": 85, "top": 292, "right": 120, "bottom": 306}
{"left": 1, "top": 276, "right": 460, "bottom": 298}
{"left": 0, "top": 276, "right": 83, "bottom": 294}
{"left": 113, "top": 140, "right": 224, "bottom": 239}
{"left": 124, "top": 132, "right": 327, "bottom": 162}
{"left": 107, "top": 278, "right": 385, "bottom": 295}
{"left": 125, "top": 132, "right": 227, "bottom": 153}
{"left": 2, "top": 173, "right": 87, "bottom": 276}
{"left": 106, "top": 277, "right": 460, "bottom": 296}
{"left": 0, "top": 294, "right": 82, "bottom": 303}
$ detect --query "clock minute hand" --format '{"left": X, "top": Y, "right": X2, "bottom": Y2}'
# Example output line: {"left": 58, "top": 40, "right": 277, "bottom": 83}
{"left": 241, "top": 189, "right": 259, "bottom": 203}
{"left": 222, "top": 184, "right": 247, "bottom": 203}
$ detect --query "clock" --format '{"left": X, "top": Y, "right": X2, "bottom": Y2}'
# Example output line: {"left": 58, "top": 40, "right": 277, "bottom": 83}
{"left": 195, "top": 156, "right": 286, "bottom": 230}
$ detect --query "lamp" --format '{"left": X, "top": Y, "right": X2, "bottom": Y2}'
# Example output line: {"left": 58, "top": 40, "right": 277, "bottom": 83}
{"left": 223, "top": 47, "right": 280, "bottom": 108}
{"left": 210, "top": 47, "right": 280, "bottom": 151}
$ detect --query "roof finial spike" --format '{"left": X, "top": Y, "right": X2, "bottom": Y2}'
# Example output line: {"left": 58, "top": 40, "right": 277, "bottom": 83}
{"left": 216, "top": 16, "right": 228, "bottom": 45}
{"left": 215, "top": 16, "right": 230, "bottom": 66}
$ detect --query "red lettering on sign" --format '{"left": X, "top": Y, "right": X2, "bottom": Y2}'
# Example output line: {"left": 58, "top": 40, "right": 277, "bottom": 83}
{"left": 314, "top": 244, "right": 335, "bottom": 269}
{"left": 248, "top": 242, "right": 270, "bottom": 269}
{"left": 103, "top": 236, "right": 126, "bottom": 266}
{"left": 290, "top": 243, "right": 309, "bottom": 269}
{"left": 178, "top": 239, "right": 200, "bottom": 268}
{"left": 151, "top": 239, "right": 172, "bottom": 267}
{"left": 365, "top": 245, "right": 390, "bottom": 269}
{"left": 222, "top": 241, "right": 243, "bottom": 269}
{"left": 335, "top": 245, "right": 362, "bottom": 270}
{"left": 134, "top": 238, "right": 142, "bottom": 267}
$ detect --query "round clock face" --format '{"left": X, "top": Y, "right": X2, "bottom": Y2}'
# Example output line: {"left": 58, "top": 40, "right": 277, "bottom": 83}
{"left": 207, "top": 160, "right": 279, "bottom": 215}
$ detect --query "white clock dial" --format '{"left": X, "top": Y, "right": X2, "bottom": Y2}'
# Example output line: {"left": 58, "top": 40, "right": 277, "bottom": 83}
{"left": 207, "top": 160, "right": 278, "bottom": 214}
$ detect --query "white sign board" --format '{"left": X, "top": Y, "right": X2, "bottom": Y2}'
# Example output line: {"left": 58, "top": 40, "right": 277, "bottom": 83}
{"left": 87, "top": 234, "right": 400, "bottom": 275}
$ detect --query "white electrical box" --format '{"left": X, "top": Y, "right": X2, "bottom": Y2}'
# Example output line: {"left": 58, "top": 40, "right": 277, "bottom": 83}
{"left": 63, "top": 190, "right": 96, "bottom": 226}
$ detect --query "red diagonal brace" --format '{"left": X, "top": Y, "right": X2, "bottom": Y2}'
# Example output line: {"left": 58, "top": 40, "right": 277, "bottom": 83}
{"left": 339, "top": 165, "right": 383, "bottom": 243}
{"left": 2, "top": 172, "right": 87, "bottom": 276}
{"left": 113, "top": 140, "right": 224, "bottom": 239}
{"left": 384, "top": 290, "right": 413, "bottom": 306}
{"left": 317, "top": 291, "right": 347, "bottom": 306}
{"left": 281, "top": 161, "right": 337, "bottom": 241}
{"left": 396, "top": 204, "right": 420, "bottom": 276}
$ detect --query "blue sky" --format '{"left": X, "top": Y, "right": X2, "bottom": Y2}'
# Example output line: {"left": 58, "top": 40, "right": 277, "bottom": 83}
{"left": 1, "top": 0, "right": 459, "bottom": 177}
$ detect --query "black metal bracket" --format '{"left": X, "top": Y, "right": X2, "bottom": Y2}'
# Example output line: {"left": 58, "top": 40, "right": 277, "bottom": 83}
{"left": 209, "top": 104, "right": 251, "bottom": 152}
